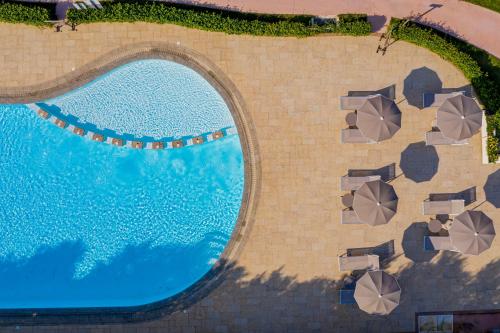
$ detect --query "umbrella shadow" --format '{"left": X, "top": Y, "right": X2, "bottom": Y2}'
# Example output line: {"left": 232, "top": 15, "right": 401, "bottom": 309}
{"left": 400, "top": 141, "right": 439, "bottom": 183}
{"left": 403, "top": 67, "right": 442, "bottom": 109}
{"left": 484, "top": 170, "right": 500, "bottom": 208}
{"left": 402, "top": 222, "right": 437, "bottom": 263}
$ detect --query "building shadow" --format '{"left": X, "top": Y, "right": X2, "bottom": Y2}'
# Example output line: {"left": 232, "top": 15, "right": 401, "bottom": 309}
{"left": 484, "top": 170, "right": 500, "bottom": 208}
{"left": 403, "top": 67, "right": 443, "bottom": 109}
{"left": 367, "top": 15, "right": 387, "bottom": 32}
{"left": 400, "top": 141, "right": 439, "bottom": 183}
{"left": 402, "top": 222, "right": 437, "bottom": 263}
{"left": 0, "top": 238, "right": 498, "bottom": 331}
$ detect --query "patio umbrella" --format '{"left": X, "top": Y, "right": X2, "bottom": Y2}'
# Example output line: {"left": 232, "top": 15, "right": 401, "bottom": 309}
{"left": 436, "top": 94, "right": 482, "bottom": 141}
{"left": 357, "top": 95, "right": 402, "bottom": 142}
{"left": 353, "top": 180, "right": 398, "bottom": 226}
{"left": 449, "top": 210, "right": 495, "bottom": 255}
{"left": 354, "top": 270, "right": 401, "bottom": 315}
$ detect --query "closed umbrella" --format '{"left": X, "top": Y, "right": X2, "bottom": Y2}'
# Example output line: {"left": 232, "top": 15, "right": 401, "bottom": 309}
{"left": 354, "top": 270, "right": 401, "bottom": 315}
{"left": 357, "top": 95, "right": 402, "bottom": 142}
{"left": 353, "top": 180, "right": 398, "bottom": 226}
{"left": 449, "top": 210, "right": 495, "bottom": 255}
{"left": 436, "top": 94, "right": 482, "bottom": 141}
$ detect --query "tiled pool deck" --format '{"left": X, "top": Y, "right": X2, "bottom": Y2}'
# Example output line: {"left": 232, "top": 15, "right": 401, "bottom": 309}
{"left": 0, "top": 23, "right": 499, "bottom": 332}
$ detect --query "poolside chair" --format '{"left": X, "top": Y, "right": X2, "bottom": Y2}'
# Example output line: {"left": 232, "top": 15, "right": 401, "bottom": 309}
{"left": 341, "top": 129, "right": 375, "bottom": 144}
{"left": 425, "top": 131, "right": 469, "bottom": 146}
{"left": 423, "top": 236, "right": 458, "bottom": 252}
{"left": 338, "top": 254, "right": 380, "bottom": 272}
{"left": 348, "top": 85, "right": 396, "bottom": 100}
{"left": 422, "top": 199, "right": 465, "bottom": 216}
{"left": 339, "top": 95, "right": 377, "bottom": 111}
{"left": 340, "top": 175, "right": 381, "bottom": 191}
{"left": 422, "top": 91, "right": 465, "bottom": 108}
{"left": 83, "top": 0, "right": 96, "bottom": 8}
{"left": 341, "top": 209, "right": 364, "bottom": 224}
{"left": 339, "top": 275, "right": 357, "bottom": 304}
{"left": 90, "top": 0, "right": 103, "bottom": 9}
{"left": 339, "top": 289, "right": 356, "bottom": 304}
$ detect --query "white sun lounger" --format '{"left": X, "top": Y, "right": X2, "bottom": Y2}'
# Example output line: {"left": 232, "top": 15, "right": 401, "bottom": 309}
{"left": 340, "top": 175, "right": 381, "bottom": 191}
{"left": 422, "top": 199, "right": 465, "bottom": 215}
{"left": 339, "top": 95, "right": 376, "bottom": 111}
{"left": 83, "top": 0, "right": 96, "bottom": 8}
{"left": 341, "top": 210, "right": 364, "bottom": 224}
{"left": 425, "top": 131, "right": 469, "bottom": 146}
{"left": 424, "top": 236, "right": 458, "bottom": 251}
{"left": 422, "top": 91, "right": 465, "bottom": 108}
{"left": 90, "top": 0, "right": 103, "bottom": 9}
{"left": 338, "top": 254, "right": 380, "bottom": 271}
{"left": 341, "top": 129, "right": 375, "bottom": 144}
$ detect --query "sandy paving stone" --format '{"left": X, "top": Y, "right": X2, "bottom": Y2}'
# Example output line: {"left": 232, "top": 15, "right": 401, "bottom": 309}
{"left": 0, "top": 21, "right": 498, "bottom": 333}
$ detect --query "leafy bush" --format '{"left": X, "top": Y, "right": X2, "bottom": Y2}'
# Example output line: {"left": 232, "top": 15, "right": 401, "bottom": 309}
{"left": 390, "top": 18, "right": 500, "bottom": 162}
{"left": 66, "top": 2, "right": 371, "bottom": 36}
{"left": 338, "top": 13, "right": 368, "bottom": 23}
{"left": 0, "top": 2, "right": 52, "bottom": 26}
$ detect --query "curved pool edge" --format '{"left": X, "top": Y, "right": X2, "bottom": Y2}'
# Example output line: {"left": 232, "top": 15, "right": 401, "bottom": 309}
{"left": 0, "top": 42, "right": 261, "bottom": 326}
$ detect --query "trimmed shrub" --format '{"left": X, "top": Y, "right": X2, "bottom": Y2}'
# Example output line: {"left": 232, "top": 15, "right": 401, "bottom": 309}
{"left": 0, "top": 2, "right": 52, "bottom": 26}
{"left": 390, "top": 18, "right": 500, "bottom": 162}
{"left": 66, "top": 2, "right": 371, "bottom": 37}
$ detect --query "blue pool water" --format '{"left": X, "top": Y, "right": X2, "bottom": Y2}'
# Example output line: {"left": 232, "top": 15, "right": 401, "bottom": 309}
{"left": 45, "top": 60, "right": 235, "bottom": 139}
{"left": 0, "top": 60, "right": 244, "bottom": 309}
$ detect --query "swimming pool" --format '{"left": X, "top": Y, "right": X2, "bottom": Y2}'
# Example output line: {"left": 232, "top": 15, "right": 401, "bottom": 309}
{"left": 0, "top": 60, "right": 244, "bottom": 309}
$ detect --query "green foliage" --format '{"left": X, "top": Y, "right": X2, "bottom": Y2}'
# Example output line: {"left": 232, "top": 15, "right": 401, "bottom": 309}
{"left": 66, "top": 2, "right": 371, "bottom": 36}
{"left": 0, "top": 2, "right": 52, "bottom": 26}
{"left": 337, "top": 13, "right": 368, "bottom": 23}
{"left": 390, "top": 18, "right": 500, "bottom": 162}
{"left": 464, "top": 0, "right": 500, "bottom": 13}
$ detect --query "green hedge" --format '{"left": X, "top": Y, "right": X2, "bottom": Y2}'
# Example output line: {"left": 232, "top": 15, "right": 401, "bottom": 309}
{"left": 390, "top": 18, "right": 500, "bottom": 162}
{"left": 0, "top": 2, "right": 52, "bottom": 26}
{"left": 66, "top": 2, "right": 371, "bottom": 37}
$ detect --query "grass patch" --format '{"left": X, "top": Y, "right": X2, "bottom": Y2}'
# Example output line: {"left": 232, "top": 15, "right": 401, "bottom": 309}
{"left": 66, "top": 2, "right": 371, "bottom": 37}
{"left": 390, "top": 18, "right": 500, "bottom": 162}
{"left": 464, "top": 0, "right": 500, "bottom": 13}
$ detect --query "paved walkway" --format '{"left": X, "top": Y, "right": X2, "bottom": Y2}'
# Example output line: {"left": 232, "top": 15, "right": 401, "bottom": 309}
{"left": 1, "top": 22, "right": 499, "bottom": 332}
{"left": 171, "top": 0, "right": 500, "bottom": 57}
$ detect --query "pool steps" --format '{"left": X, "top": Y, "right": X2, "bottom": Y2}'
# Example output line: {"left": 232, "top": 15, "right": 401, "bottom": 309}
{"left": 29, "top": 103, "right": 235, "bottom": 149}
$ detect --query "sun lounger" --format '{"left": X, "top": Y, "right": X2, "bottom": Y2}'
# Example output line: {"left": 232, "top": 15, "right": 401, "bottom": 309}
{"left": 422, "top": 199, "right": 465, "bottom": 215}
{"left": 425, "top": 131, "right": 469, "bottom": 146}
{"left": 423, "top": 91, "right": 465, "bottom": 108}
{"left": 340, "top": 175, "right": 381, "bottom": 191}
{"left": 341, "top": 129, "right": 375, "bottom": 144}
{"left": 340, "top": 95, "right": 378, "bottom": 111}
{"left": 83, "top": 0, "right": 96, "bottom": 8}
{"left": 424, "top": 236, "right": 458, "bottom": 251}
{"left": 348, "top": 85, "right": 396, "bottom": 100}
{"left": 338, "top": 254, "right": 379, "bottom": 272}
{"left": 341, "top": 210, "right": 364, "bottom": 224}
{"left": 339, "top": 289, "right": 356, "bottom": 304}
{"left": 90, "top": 0, "right": 103, "bottom": 9}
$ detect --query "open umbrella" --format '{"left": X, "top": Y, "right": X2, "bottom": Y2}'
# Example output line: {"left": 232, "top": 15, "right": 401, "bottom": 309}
{"left": 353, "top": 180, "right": 398, "bottom": 226}
{"left": 449, "top": 210, "right": 495, "bottom": 255}
{"left": 354, "top": 270, "right": 401, "bottom": 315}
{"left": 357, "top": 95, "right": 402, "bottom": 142}
{"left": 436, "top": 94, "right": 482, "bottom": 141}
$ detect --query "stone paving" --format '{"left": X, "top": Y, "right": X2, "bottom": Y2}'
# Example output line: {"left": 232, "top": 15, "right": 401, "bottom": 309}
{"left": 0, "top": 22, "right": 499, "bottom": 332}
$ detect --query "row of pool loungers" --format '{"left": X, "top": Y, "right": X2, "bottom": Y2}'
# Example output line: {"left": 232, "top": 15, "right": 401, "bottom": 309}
{"left": 28, "top": 104, "right": 237, "bottom": 149}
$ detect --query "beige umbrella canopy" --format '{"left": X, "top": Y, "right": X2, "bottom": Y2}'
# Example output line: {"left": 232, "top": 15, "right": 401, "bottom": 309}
{"left": 436, "top": 94, "right": 482, "bottom": 141}
{"left": 357, "top": 95, "right": 402, "bottom": 142}
{"left": 449, "top": 210, "right": 495, "bottom": 255}
{"left": 353, "top": 180, "right": 398, "bottom": 226}
{"left": 354, "top": 270, "right": 401, "bottom": 315}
